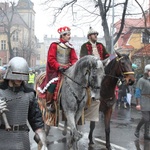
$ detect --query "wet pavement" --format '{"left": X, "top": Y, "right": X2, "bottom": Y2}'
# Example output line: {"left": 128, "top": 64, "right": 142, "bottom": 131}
{"left": 30, "top": 104, "right": 150, "bottom": 150}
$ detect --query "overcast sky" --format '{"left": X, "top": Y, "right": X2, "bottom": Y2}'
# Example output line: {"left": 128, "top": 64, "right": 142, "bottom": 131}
{"left": 1, "top": 0, "right": 149, "bottom": 42}
{"left": 33, "top": 0, "right": 149, "bottom": 42}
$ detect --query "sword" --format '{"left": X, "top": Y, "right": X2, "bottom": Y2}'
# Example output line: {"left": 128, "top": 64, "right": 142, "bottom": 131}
{"left": 1, "top": 97, "right": 21, "bottom": 131}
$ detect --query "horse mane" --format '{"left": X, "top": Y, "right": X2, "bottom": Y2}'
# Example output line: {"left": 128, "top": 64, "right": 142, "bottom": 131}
{"left": 105, "top": 57, "right": 117, "bottom": 75}
{"left": 72, "top": 55, "right": 97, "bottom": 77}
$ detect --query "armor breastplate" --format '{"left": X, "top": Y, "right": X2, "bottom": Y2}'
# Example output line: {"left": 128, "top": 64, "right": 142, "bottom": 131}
{"left": 57, "top": 43, "right": 71, "bottom": 64}
{"left": 0, "top": 89, "right": 32, "bottom": 125}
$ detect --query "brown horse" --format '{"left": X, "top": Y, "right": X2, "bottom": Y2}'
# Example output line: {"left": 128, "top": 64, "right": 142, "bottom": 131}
{"left": 88, "top": 52, "right": 135, "bottom": 150}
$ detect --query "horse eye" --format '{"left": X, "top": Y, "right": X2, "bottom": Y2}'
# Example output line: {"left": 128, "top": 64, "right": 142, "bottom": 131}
{"left": 121, "top": 61, "right": 125, "bottom": 65}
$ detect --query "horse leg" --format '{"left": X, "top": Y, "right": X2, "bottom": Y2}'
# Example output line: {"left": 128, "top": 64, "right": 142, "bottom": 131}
{"left": 65, "top": 112, "right": 79, "bottom": 149}
{"left": 62, "top": 120, "right": 67, "bottom": 136}
{"left": 75, "top": 109, "right": 84, "bottom": 139}
{"left": 88, "top": 121, "right": 95, "bottom": 145}
{"left": 45, "top": 124, "right": 51, "bottom": 136}
{"left": 104, "top": 107, "right": 113, "bottom": 150}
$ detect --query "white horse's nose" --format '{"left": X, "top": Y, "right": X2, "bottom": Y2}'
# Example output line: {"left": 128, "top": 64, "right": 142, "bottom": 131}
{"left": 91, "top": 97, "right": 96, "bottom": 101}
{"left": 91, "top": 92, "right": 97, "bottom": 100}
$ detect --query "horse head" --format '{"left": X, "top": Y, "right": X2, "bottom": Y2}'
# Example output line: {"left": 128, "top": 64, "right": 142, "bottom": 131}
{"left": 115, "top": 51, "right": 135, "bottom": 85}
{"left": 86, "top": 56, "right": 105, "bottom": 100}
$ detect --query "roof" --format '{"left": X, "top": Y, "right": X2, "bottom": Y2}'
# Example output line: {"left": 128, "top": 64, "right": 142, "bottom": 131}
{"left": 133, "top": 44, "right": 150, "bottom": 57}
{"left": 115, "top": 18, "right": 145, "bottom": 34}
{"left": 115, "top": 12, "right": 150, "bottom": 49}
{"left": 17, "top": 0, "right": 34, "bottom": 9}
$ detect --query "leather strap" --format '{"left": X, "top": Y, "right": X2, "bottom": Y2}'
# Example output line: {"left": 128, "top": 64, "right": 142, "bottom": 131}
{"left": 0, "top": 124, "right": 29, "bottom": 131}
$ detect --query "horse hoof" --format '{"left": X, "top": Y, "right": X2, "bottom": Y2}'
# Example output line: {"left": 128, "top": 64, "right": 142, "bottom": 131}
{"left": 106, "top": 146, "right": 112, "bottom": 150}
{"left": 89, "top": 141, "right": 95, "bottom": 147}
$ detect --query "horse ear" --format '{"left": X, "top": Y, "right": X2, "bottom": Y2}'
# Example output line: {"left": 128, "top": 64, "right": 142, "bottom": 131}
{"left": 128, "top": 52, "right": 132, "bottom": 61}
{"left": 115, "top": 51, "right": 121, "bottom": 58}
{"left": 101, "top": 58, "right": 110, "bottom": 67}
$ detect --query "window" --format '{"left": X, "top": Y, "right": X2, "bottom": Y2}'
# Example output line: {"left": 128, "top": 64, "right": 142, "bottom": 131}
{"left": 142, "top": 32, "right": 150, "bottom": 44}
{"left": 1, "top": 40, "right": 6, "bottom": 50}
{"left": 12, "top": 31, "right": 19, "bottom": 41}
{"left": 13, "top": 47, "right": 18, "bottom": 56}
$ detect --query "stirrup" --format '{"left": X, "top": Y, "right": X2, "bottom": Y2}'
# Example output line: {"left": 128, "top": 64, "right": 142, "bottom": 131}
{"left": 47, "top": 103, "right": 56, "bottom": 113}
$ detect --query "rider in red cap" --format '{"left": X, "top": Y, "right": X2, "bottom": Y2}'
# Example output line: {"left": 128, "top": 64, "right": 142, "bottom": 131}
{"left": 38, "top": 26, "right": 78, "bottom": 113}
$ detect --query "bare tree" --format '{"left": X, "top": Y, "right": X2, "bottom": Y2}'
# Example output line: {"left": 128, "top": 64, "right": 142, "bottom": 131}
{"left": 134, "top": 0, "right": 150, "bottom": 35}
{"left": 0, "top": 1, "right": 37, "bottom": 66}
{"left": 0, "top": 2, "right": 16, "bottom": 59}
{"left": 41, "top": 0, "right": 131, "bottom": 53}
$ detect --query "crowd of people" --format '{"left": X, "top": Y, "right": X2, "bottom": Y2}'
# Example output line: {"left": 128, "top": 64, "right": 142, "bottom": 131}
{"left": 0, "top": 25, "right": 150, "bottom": 150}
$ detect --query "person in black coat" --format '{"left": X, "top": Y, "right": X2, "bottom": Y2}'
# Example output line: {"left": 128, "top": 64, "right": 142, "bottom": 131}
{"left": 118, "top": 82, "right": 130, "bottom": 108}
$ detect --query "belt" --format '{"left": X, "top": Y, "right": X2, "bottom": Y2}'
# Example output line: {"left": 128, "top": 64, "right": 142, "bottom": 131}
{"left": 0, "top": 124, "right": 29, "bottom": 131}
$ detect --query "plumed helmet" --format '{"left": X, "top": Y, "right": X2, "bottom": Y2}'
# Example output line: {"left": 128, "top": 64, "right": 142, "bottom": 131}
{"left": 87, "top": 26, "right": 99, "bottom": 37}
{"left": 57, "top": 26, "right": 71, "bottom": 35}
{"left": 144, "top": 64, "right": 150, "bottom": 73}
{"left": 3, "top": 57, "right": 29, "bottom": 81}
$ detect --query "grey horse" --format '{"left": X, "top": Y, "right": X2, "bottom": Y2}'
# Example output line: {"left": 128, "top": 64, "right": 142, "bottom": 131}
{"left": 60, "top": 55, "right": 105, "bottom": 149}
{"left": 35, "top": 55, "right": 106, "bottom": 149}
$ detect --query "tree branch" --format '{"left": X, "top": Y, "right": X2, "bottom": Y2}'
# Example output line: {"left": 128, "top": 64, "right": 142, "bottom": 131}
{"left": 134, "top": 0, "right": 150, "bottom": 35}
{"left": 114, "top": 0, "right": 129, "bottom": 44}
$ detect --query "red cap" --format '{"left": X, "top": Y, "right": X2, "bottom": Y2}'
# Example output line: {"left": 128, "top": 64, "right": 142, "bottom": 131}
{"left": 57, "top": 26, "right": 71, "bottom": 35}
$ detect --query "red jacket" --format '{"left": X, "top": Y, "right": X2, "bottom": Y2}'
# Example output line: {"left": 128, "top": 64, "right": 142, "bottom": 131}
{"left": 40, "top": 39, "right": 78, "bottom": 89}
{"left": 80, "top": 41, "right": 110, "bottom": 60}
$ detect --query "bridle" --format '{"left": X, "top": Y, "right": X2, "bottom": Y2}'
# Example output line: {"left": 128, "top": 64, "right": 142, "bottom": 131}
{"left": 105, "top": 56, "right": 134, "bottom": 80}
{"left": 116, "top": 56, "right": 134, "bottom": 76}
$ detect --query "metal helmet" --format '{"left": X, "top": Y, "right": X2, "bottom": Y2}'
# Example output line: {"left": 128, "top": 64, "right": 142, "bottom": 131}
{"left": 3, "top": 57, "right": 29, "bottom": 81}
{"left": 144, "top": 64, "right": 150, "bottom": 73}
{"left": 87, "top": 26, "right": 99, "bottom": 37}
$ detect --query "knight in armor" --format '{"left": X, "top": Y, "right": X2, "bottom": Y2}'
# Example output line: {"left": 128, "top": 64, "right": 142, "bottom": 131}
{"left": 0, "top": 57, "right": 48, "bottom": 150}
{"left": 135, "top": 64, "right": 150, "bottom": 140}
{"left": 38, "top": 26, "right": 78, "bottom": 113}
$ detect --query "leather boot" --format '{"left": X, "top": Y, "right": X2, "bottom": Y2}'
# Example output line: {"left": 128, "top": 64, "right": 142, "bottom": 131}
{"left": 144, "top": 122, "right": 150, "bottom": 140}
{"left": 134, "top": 119, "right": 145, "bottom": 138}
{"left": 46, "top": 92, "right": 56, "bottom": 113}
{"left": 45, "top": 124, "right": 51, "bottom": 136}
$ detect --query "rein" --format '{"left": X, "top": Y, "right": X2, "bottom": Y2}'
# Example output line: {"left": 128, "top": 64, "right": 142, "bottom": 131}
{"left": 105, "top": 56, "right": 134, "bottom": 79}
{"left": 61, "top": 71, "right": 88, "bottom": 89}
{"left": 61, "top": 69, "right": 101, "bottom": 90}
{"left": 116, "top": 56, "right": 134, "bottom": 75}
{"left": 65, "top": 78, "right": 86, "bottom": 107}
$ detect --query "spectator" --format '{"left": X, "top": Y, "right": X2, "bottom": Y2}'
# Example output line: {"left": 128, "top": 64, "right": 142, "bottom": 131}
{"left": 135, "top": 64, "right": 150, "bottom": 140}
{"left": 28, "top": 69, "right": 35, "bottom": 89}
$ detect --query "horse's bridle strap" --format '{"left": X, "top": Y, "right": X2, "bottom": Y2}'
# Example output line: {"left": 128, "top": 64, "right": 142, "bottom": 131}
{"left": 123, "top": 72, "right": 134, "bottom": 75}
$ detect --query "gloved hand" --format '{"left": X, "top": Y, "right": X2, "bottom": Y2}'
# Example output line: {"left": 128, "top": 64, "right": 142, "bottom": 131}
{"left": 0, "top": 98, "right": 8, "bottom": 113}
{"left": 35, "top": 129, "right": 48, "bottom": 149}
{"left": 58, "top": 66, "right": 66, "bottom": 73}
